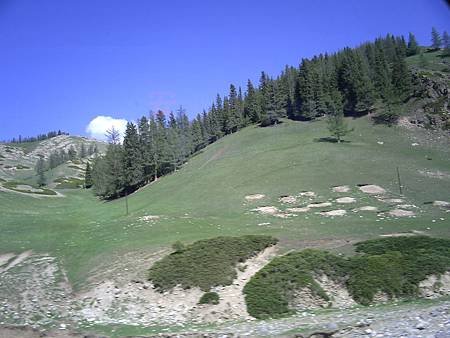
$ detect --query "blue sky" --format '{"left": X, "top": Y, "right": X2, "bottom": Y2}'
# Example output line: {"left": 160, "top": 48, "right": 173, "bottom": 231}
{"left": 0, "top": 0, "right": 449, "bottom": 140}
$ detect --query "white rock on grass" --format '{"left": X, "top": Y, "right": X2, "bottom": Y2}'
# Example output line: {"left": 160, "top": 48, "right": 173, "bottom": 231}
{"left": 245, "top": 194, "right": 265, "bottom": 201}
{"left": 307, "top": 202, "right": 332, "bottom": 208}
{"left": 388, "top": 209, "right": 415, "bottom": 217}
{"left": 320, "top": 209, "right": 346, "bottom": 217}
{"left": 354, "top": 206, "right": 378, "bottom": 212}
{"left": 433, "top": 201, "right": 450, "bottom": 208}
{"left": 359, "top": 185, "right": 386, "bottom": 194}
{"left": 336, "top": 197, "right": 356, "bottom": 204}
{"left": 332, "top": 185, "right": 350, "bottom": 193}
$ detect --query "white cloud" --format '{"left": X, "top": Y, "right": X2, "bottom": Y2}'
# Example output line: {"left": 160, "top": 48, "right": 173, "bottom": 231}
{"left": 86, "top": 115, "right": 128, "bottom": 141}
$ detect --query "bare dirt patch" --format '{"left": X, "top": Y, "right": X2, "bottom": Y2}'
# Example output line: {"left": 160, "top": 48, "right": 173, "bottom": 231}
{"left": 358, "top": 185, "right": 386, "bottom": 194}
{"left": 76, "top": 246, "right": 279, "bottom": 326}
{"left": 418, "top": 169, "right": 450, "bottom": 180}
{"left": 332, "top": 185, "right": 350, "bottom": 193}
{"left": 419, "top": 272, "right": 450, "bottom": 299}
{"left": 0, "top": 253, "right": 15, "bottom": 267}
{"left": 244, "top": 194, "right": 265, "bottom": 201}
{"left": 315, "top": 274, "right": 356, "bottom": 309}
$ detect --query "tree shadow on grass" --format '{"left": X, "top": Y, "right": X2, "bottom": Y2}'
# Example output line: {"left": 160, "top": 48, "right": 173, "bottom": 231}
{"left": 314, "top": 137, "right": 351, "bottom": 143}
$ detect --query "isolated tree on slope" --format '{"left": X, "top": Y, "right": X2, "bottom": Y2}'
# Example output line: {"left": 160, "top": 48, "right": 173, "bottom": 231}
{"left": 35, "top": 156, "right": 46, "bottom": 186}
{"left": 431, "top": 27, "right": 442, "bottom": 50}
{"left": 407, "top": 32, "right": 420, "bottom": 56}
{"left": 84, "top": 161, "right": 93, "bottom": 188}
{"left": 443, "top": 31, "right": 450, "bottom": 56}
{"left": 327, "top": 111, "right": 353, "bottom": 143}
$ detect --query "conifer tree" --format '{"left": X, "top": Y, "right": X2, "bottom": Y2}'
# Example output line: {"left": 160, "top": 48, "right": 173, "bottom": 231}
{"left": 35, "top": 156, "right": 46, "bottom": 187}
{"left": 122, "top": 122, "right": 144, "bottom": 191}
{"left": 244, "top": 80, "right": 261, "bottom": 123}
{"left": 431, "top": 27, "right": 442, "bottom": 50}
{"left": 407, "top": 32, "right": 420, "bottom": 56}
{"left": 443, "top": 31, "right": 450, "bottom": 56}
{"left": 327, "top": 111, "right": 352, "bottom": 143}
{"left": 84, "top": 161, "right": 93, "bottom": 188}
{"left": 391, "top": 54, "right": 412, "bottom": 101}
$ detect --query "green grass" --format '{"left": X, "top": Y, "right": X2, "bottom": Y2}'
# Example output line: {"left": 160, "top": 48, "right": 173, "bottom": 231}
{"left": 54, "top": 177, "right": 84, "bottom": 189}
{"left": 243, "top": 236, "right": 450, "bottom": 319}
{"left": 148, "top": 235, "right": 277, "bottom": 291}
{"left": 2, "top": 181, "right": 57, "bottom": 195}
{"left": 0, "top": 116, "right": 449, "bottom": 290}
{"left": 406, "top": 50, "right": 450, "bottom": 73}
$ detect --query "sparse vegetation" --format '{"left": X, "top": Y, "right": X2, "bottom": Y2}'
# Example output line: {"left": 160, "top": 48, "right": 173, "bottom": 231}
{"left": 148, "top": 235, "right": 277, "bottom": 292}
{"left": 244, "top": 237, "right": 450, "bottom": 319}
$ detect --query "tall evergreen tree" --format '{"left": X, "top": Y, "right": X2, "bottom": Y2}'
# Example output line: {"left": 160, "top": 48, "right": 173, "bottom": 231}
{"left": 122, "top": 122, "right": 144, "bottom": 191}
{"left": 443, "top": 31, "right": 450, "bottom": 56}
{"left": 407, "top": 32, "right": 420, "bottom": 56}
{"left": 244, "top": 79, "right": 261, "bottom": 123}
{"left": 84, "top": 161, "right": 93, "bottom": 188}
{"left": 35, "top": 156, "right": 46, "bottom": 187}
{"left": 431, "top": 27, "right": 442, "bottom": 50}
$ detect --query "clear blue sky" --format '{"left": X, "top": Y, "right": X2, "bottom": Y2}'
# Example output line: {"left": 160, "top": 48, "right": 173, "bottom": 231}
{"left": 0, "top": 0, "right": 449, "bottom": 139}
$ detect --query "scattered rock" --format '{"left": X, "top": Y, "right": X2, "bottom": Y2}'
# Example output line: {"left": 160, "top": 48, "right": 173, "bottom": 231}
{"left": 358, "top": 185, "right": 386, "bottom": 194}
{"left": 388, "top": 209, "right": 415, "bottom": 217}
{"left": 279, "top": 196, "right": 297, "bottom": 204}
{"left": 308, "top": 202, "right": 333, "bottom": 208}
{"left": 244, "top": 194, "right": 265, "bottom": 201}
{"left": 320, "top": 210, "right": 346, "bottom": 217}
{"left": 332, "top": 185, "right": 350, "bottom": 193}
{"left": 335, "top": 197, "right": 356, "bottom": 204}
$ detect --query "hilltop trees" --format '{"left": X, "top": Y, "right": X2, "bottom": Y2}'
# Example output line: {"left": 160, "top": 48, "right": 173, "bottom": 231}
{"left": 90, "top": 32, "right": 421, "bottom": 199}
{"left": 407, "top": 32, "right": 420, "bottom": 56}
{"left": 431, "top": 27, "right": 442, "bottom": 50}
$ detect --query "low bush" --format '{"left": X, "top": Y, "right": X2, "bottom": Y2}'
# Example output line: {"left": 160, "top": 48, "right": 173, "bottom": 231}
{"left": 148, "top": 235, "right": 278, "bottom": 292}
{"left": 244, "top": 237, "right": 450, "bottom": 319}
{"left": 198, "top": 291, "right": 220, "bottom": 305}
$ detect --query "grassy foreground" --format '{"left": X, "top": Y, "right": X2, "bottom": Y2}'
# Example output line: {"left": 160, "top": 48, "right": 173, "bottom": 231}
{"left": 0, "top": 116, "right": 449, "bottom": 289}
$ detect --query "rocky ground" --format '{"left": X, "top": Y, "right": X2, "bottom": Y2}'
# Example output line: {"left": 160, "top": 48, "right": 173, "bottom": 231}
{"left": 1, "top": 248, "right": 450, "bottom": 338}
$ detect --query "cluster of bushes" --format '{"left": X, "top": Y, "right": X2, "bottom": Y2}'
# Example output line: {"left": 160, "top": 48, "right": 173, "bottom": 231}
{"left": 243, "top": 236, "right": 450, "bottom": 319}
{"left": 148, "top": 235, "right": 278, "bottom": 292}
{"left": 2, "top": 181, "right": 57, "bottom": 195}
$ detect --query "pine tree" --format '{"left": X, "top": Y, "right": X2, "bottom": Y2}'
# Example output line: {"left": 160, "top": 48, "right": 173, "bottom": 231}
{"left": 391, "top": 54, "right": 412, "bottom": 101}
{"left": 407, "top": 32, "right": 420, "bottom": 56}
{"left": 373, "top": 41, "right": 393, "bottom": 100}
{"left": 228, "top": 84, "right": 240, "bottom": 133}
{"left": 68, "top": 145, "right": 77, "bottom": 161}
{"left": 244, "top": 80, "right": 261, "bottom": 123}
{"left": 84, "top": 161, "right": 93, "bottom": 188}
{"left": 431, "top": 27, "right": 442, "bottom": 50}
{"left": 80, "top": 143, "right": 87, "bottom": 158}
{"left": 443, "top": 31, "right": 450, "bottom": 56}
{"left": 35, "top": 156, "right": 46, "bottom": 187}
{"left": 122, "top": 122, "right": 144, "bottom": 191}
{"left": 327, "top": 109, "right": 352, "bottom": 143}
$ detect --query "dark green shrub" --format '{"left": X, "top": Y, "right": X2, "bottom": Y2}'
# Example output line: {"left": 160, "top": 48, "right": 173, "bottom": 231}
{"left": 148, "top": 235, "right": 278, "bottom": 292}
{"left": 198, "top": 292, "right": 220, "bottom": 305}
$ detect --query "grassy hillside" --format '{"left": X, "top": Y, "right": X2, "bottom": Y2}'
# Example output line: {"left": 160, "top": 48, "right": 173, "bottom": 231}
{"left": 0, "top": 117, "right": 449, "bottom": 288}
